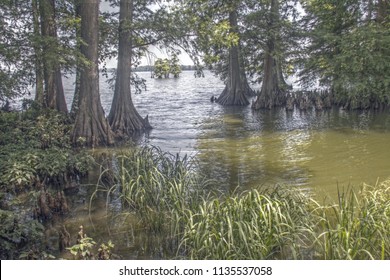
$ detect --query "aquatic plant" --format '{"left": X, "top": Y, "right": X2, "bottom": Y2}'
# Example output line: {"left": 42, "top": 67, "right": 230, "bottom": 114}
{"left": 67, "top": 237, "right": 97, "bottom": 260}
{"left": 94, "top": 147, "right": 317, "bottom": 259}
{"left": 181, "top": 187, "right": 316, "bottom": 259}
{"left": 92, "top": 146, "right": 215, "bottom": 256}
{"left": 115, "top": 147, "right": 211, "bottom": 229}
{"left": 92, "top": 146, "right": 390, "bottom": 260}
{"left": 66, "top": 225, "right": 115, "bottom": 260}
{"left": 315, "top": 180, "right": 390, "bottom": 260}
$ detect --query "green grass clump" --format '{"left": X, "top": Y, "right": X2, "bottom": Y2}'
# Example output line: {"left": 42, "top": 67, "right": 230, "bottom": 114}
{"left": 181, "top": 187, "right": 315, "bottom": 259}
{"left": 94, "top": 146, "right": 214, "bottom": 256}
{"left": 315, "top": 181, "right": 390, "bottom": 260}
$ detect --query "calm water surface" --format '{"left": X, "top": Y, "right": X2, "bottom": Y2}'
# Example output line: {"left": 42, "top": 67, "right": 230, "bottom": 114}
{"left": 59, "top": 70, "right": 390, "bottom": 258}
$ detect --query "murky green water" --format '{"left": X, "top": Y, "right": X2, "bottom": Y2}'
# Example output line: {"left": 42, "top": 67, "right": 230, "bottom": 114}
{"left": 59, "top": 71, "right": 390, "bottom": 258}
{"left": 195, "top": 107, "right": 390, "bottom": 200}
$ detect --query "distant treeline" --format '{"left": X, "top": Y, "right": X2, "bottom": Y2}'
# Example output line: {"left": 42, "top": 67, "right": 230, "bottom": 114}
{"left": 132, "top": 65, "right": 199, "bottom": 72}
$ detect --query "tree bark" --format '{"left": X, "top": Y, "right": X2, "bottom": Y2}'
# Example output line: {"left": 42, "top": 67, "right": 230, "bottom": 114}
{"left": 238, "top": 44, "right": 256, "bottom": 97}
{"left": 252, "top": 0, "right": 288, "bottom": 110}
{"left": 252, "top": 51, "right": 288, "bottom": 109}
{"left": 216, "top": 9, "right": 250, "bottom": 106}
{"left": 70, "top": 0, "right": 81, "bottom": 118}
{"left": 32, "top": 0, "right": 44, "bottom": 105}
{"left": 39, "top": 0, "right": 67, "bottom": 113}
{"left": 72, "top": 0, "right": 114, "bottom": 147}
{"left": 108, "top": 0, "right": 151, "bottom": 137}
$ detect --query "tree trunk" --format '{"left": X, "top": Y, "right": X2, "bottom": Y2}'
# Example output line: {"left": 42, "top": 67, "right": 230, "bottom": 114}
{"left": 241, "top": 70, "right": 256, "bottom": 97}
{"left": 252, "top": 50, "right": 289, "bottom": 109}
{"left": 72, "top": 0, "right": 114, "bottom": 147}
{"left": 32, "top": 0, "right": 44, "bottom": 105}
{"left": 216, "top": 9, "right": 250, "bottom": 106}
{"left": 39, "top": 0, "right": 67, "bottom": 113}
{"left": 70, "top": 57, "right": 81, "bottom": 118}
{"left": 238, "top": 44, "right": 256, "bottom": 97}
{"left": 108, "top": 0, "right": 151, "bottom": 137}
{"left": 70, "top": 1, "right": 81, "bottom": 118}
{"left": 252, "top": 0, "right": 288, "bottom": 110}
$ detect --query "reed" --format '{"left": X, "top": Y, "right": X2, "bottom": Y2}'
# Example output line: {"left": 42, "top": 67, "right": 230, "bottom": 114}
{"left": 314, "top": 180, "right": 390, "bottom": 260}
{"left": 180, "top": 187, "right": 316, "bottom": 259}
{"left": 93, "top": 146, "right": 390, "bottom": 260}
{"left": 95, "top": 146, "right": 214, "bottom": 256}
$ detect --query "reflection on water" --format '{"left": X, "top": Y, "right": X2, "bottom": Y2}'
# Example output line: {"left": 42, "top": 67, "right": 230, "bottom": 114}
{"left": 194, "top": 107, "right": 390, "bottom": 199}
{"left": 62, "top": 71, "right": 390, "bottom": 198}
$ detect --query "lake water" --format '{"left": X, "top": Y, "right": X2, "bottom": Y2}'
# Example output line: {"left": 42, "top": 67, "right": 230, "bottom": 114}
{"left": 58, "top": 70, "right": 390, "bottom": 258}
{"left": 64, "top": 70, "right": 390, "bottom": 199}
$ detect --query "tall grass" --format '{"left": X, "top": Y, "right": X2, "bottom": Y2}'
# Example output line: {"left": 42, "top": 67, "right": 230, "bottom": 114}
{"left": 315, "top": 181, "right": 390, "bottom": 260}
{"left": 93, "top": 146, "right": 390, "bottom": 260}
{"left": 181, "top": 187, "right": 316, "bottom": 259}
{"left": 93, "top": 146, "right": 215, "bottom": 256}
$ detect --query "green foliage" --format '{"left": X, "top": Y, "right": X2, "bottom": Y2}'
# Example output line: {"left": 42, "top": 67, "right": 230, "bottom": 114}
{"left": 154, "top": 58, "right": 171, "bottom": 78}
{"left": 99, "top": 146, "right": 211, "bottom": 230}
{"left": 182, "top": 187, "right": 315, "bottom": 259}
{"left": 314, "top": 181, "right": 390, "bottom": 260}
{"left": 299, "top": 0, "right": 390, "bottom": 109}
{"left": 0, "top": 0, "right": 84, "bottom": 102}
{"left": 332, "top": 23, "right": 390, "bottom": 109}
{"left": 243, "top": 0, "right": 300, "bottom": 84}
{"left": 67, "top": 237, "right": 115, "bottom": 260}
{"left": 169, "top": 54, "right": 182, "bottom": 78}
{"left": 180, "top": 0, "right": 243, "bottom": 80}
{"left": 0, "top": 1, "right": 35, "bottom": 101}
{"left": 0, "top": 208, "right": 45, "bottom": 259}
{"left": 92, "top": 146, "right": 214, "bottom": 257}
{"left": 97, "top": 240, "right": 115, "bottom": 260}
{"left": 67, "top": 237, "right": 97, "bottom": 260}
{"left": 0, "top": 107, "right": 95, "bottom": 258}
{"left": 153, "top": 55, "right": 182, "bottom": 79}
{"left": 0, "top": 109, "right": 93, "bottom": 190}
{"left": 1, "top": 161, "right": 36, "bottom": 188}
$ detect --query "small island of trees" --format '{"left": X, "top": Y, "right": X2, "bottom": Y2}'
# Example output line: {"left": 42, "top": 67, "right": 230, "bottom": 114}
{"left": 153, "top": 55, "right": 182, "bottom": 78}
